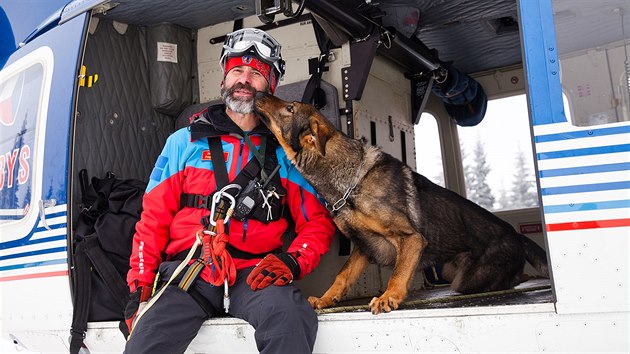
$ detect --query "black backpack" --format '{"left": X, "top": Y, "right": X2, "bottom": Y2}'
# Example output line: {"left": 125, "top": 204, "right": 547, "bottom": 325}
{"left": 70, "top": 170, "right": 146, "bottom": 354}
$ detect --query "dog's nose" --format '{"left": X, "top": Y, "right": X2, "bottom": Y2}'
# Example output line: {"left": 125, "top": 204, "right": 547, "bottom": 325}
{"left": 255, "top": 91, "right": 268, "bottom": 100}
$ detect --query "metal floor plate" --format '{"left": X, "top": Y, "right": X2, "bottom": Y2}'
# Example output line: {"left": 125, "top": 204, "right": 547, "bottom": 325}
{"left": 317, "top": 278, "right": 553, "bottom": 314}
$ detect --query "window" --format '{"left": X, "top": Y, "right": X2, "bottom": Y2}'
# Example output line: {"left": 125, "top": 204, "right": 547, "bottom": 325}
{"left": 554, "top": 3, "right": 630, "bottom": 126}
{"left": 458, "top": 95, "right": 539, "bottom": 212}
{"left": 560, "top": 43, "right": 630, "bottom": 126}
{"left": 414, "top": 113, "right": 445, "bottom": 187}
{"left": 0, "top": 56, "right": 46, "bottom": 224}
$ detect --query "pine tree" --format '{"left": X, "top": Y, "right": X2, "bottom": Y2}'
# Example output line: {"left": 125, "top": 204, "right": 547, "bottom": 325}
{"left": 496, "top": 184, "right": 511, "bottom": 210}
{"left": 462, "top": 137, "right": 495, "bottom": 209}
{"left": 511, "top": 147, "right": 538, "bottom": 208}
{"left": 471, "top": 138, "right": 495, "bottom": 209}
{"left": 461, "top": 140, "right": 474, "bottom": 197}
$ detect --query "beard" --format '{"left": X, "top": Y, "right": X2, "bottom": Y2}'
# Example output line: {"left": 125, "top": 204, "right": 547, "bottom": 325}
{"left": 221, "top": 82, "right": 258, "bottom": 114}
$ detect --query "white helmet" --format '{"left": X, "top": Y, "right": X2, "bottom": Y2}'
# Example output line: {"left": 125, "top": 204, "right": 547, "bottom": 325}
{"left": 220, "top": 28, "right": 286, "bottom": 92}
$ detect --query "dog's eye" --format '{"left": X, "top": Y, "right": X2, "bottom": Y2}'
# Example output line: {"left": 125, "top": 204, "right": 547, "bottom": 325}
{"left": 286, "top": 105, "right": 294, "bottom": 113}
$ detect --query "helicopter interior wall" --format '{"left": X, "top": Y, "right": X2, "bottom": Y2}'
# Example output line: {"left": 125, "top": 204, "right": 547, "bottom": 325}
{"left": 72, "top": 18, "right": 193, "bottom": 217}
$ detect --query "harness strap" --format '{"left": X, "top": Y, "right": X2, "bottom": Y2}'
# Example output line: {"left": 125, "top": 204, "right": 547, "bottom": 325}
{"left": 242, "top": 133, "right": 267, "bottom": 180}
{"left": 172, "top": 244, "right": 280, "bottom": 262}
{"left": 178, "top": 258, "right": 205, "bottom": 292}
{"left": 179, "top": 161, "right": 257, "bottom": 209}
{"left": 177, "top": 199, "right": 226, "bottom": 290}
{"left": 180, "top": 137, "right": 261, "bottom": 210}
{"left": 208, "top": 137, "right": 229, "bottom": 189}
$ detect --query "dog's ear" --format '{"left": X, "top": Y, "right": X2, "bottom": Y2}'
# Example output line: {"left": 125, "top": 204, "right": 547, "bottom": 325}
{"left": 308, "top": 118, "right": 331, "bottom": 156}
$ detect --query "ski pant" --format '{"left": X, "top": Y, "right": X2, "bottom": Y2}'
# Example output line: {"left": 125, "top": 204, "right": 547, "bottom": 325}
{"left": 124, "top": 261, "right": 318, "bottom": 354}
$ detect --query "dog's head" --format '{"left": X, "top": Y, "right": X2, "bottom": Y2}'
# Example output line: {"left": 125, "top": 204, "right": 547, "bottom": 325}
{"left": 255, "top": 92, "right": 335, "bottom": 161}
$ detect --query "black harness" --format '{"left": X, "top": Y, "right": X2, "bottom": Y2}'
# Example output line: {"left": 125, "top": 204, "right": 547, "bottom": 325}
{"left": 171, "top": 107, "right": 288, "bottom": 316}
{"left": 179, "top": 134, "right": 286, "bottom": 224}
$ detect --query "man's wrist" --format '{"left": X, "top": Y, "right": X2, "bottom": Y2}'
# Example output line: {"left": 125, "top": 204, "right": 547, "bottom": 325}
{"left": 130, "top": 283, "right": 152, "bottom": 302}
{"left": 137, "top": 286, "right": 152, "bottom": 302}
{"left": 276, "top": 252, "right": 301, "bottom": 279}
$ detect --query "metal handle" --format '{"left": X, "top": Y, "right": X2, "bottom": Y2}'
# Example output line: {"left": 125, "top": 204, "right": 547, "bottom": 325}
{"left": 38, "top": 199, "right": 57, "bottom": 230}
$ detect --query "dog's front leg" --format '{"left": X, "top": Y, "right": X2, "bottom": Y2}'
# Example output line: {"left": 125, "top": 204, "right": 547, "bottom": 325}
{"left": 369, "top": 233, "right": 426, "bottom": 314}
{"left": 308, "top": 247, "right": 370, "bottom": 309}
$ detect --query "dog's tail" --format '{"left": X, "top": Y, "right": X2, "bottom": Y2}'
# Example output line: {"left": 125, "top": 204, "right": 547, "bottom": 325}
{"left": 519, "top": 234, "right": 549, "bottom": 277}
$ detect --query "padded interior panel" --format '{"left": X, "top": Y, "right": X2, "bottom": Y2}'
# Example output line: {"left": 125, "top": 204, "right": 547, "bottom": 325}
{"left": 147, "top": 24, "right": 194, "bottom": 116}
{"left": 74, "top": 19, "right": 174, "bottom": 203}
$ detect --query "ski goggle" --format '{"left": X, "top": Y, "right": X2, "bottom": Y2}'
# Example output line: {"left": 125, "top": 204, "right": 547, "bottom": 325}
{"left": 222, "top": 28, "right": 282, "bottom": 63}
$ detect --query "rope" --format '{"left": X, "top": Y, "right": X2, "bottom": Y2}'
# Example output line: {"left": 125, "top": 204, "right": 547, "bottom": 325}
{"left": 129, "top": 185, "right": 239, "bottom": 336}
{"left": 204, "top": 220, "right": 236, "bottom": 287}
{"left": 129, "top": 237, "right": 203, "bottom": 337}
{"left": 313, "top": 285, "right": 552, "bottom": 315}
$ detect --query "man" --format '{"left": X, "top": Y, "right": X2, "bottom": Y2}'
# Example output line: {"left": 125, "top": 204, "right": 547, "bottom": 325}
{"left": 124, "top": 28, "right": 335, "bottom": 354}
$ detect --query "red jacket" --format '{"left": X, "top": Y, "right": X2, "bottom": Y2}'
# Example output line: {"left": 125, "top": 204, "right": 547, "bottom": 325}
{"left": 127, "top": 105, "right": 335, "bottom": 291}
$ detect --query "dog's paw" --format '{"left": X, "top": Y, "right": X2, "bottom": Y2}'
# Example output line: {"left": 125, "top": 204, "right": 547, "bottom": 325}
{"left": 308, "top": 295, "right": 336, "bottom": 309}
{"left": 368, "top": 293, "right": 402, "bottom": 314}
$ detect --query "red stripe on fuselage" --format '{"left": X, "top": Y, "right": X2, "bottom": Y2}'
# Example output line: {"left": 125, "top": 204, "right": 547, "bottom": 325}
{"left": 546, "top": 218, "right": 630, "bottom": 232}
{"left": 0, "top": 270, "right": 68, "bottom": 282}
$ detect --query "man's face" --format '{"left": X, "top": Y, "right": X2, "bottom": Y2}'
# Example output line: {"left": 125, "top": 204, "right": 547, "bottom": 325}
{"left": 221, "top": 65, "right": 269, "bottom": 114}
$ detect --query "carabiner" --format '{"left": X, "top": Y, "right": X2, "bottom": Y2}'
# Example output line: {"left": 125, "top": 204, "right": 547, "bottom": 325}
{"left": 209, "top": 183, "right": 241, "bottom": 225}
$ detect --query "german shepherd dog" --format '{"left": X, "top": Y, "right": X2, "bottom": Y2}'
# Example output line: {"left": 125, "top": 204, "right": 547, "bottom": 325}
{"left": 255, "top": 93, "right": 549, "bottom": 314}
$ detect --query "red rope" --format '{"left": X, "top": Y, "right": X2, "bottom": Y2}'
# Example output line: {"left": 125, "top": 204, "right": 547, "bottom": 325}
{"left": 202, "top": 219, "right": 236, "bottom": 286}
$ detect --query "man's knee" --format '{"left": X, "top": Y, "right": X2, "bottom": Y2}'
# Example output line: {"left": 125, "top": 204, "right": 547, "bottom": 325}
{"left": 258, "top": 287, "right": 317, "bottom": 333}
{"left": 254, "top": 293, "right": 318, "bottom": 354}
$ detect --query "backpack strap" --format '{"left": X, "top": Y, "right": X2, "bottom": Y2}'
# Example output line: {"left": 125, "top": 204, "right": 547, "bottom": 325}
{"left": 83, "top": 234, "right": 130, "bottom": 308}
{"left": 70, "top": 233, "right": 131, "bottom": 354}
{"left": 70, "top": 240, "right": 92, "bottom": 354}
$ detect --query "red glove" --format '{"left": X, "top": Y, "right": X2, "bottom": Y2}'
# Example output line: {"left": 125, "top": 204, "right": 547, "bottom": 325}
{"left": 247, "top": 253, "right": 301, "bottom": 290}
{"left": 124, "top": 286, "right": 152, "bottom": 336}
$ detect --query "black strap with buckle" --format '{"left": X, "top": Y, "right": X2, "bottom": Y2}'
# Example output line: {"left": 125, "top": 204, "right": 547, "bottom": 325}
{"left": 180, "top": 135, "right": 283, "bottom": 211}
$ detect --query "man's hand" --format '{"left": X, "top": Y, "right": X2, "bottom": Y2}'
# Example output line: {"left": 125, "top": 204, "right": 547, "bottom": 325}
{"left": 246, "top": 253, "right": 300, "bottom": 290}
{"left": 124, "top": 286, "right": 152, "bottom": 336}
